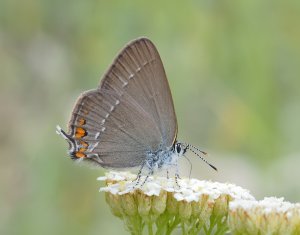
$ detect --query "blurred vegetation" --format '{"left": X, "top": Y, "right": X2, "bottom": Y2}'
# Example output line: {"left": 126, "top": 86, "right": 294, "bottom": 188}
{"left": 1, "top": 0, "right": 300, "bottom": 234}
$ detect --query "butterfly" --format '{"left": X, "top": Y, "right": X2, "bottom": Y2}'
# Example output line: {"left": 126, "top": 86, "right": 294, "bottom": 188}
{"left": 56, "top": 37, "right": 216, "bottom": 184}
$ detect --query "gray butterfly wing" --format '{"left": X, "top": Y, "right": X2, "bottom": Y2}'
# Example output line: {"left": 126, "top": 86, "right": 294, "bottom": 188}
{"left": 66, "top": 38, "right": 177, "bottom": 168}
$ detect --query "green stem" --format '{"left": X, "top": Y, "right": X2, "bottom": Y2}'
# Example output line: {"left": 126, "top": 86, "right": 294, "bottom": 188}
{"left": 148, "top": 222, "right": 153, "bottom": 235}
{"left": 130, "top": 215, "right": 143, "bottom": 235}
{"left": 215, "top": 216, "right": 228, "bottom": 235}
{"left": 166, "top": 216, "right": 180, "bottom": 235}
{"left": 155, "top": 212, "right": 170, "bottom": 235}
{"left": 181, "top": 222, "right": 186, "bottom": 235}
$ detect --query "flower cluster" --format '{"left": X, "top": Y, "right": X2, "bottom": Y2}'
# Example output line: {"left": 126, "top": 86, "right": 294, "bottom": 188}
{"left": 98, "top": 171, "right": 254, "bottom": 235}
{"left": 229, "top": 197, "right": 300, "bottom": 235}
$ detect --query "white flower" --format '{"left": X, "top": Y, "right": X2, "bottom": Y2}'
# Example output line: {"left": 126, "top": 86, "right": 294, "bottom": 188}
{"left": 98, "top": 171, "right": 255, "bottom": 235}
{"left": 229, "top": 197, "right": 300, "bottom": 234}
{"left": 98, "top": 171, "right": 254, "bottom": 203}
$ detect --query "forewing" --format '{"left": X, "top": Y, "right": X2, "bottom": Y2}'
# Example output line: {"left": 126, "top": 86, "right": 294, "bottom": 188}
{"left": 99, "top": 38, "right": 178, "bottom": 147}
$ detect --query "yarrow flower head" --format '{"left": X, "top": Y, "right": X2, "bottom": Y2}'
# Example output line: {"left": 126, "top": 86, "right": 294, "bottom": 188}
{"left": 98, "top": 171, "right": 254, "bottom": 235}
{"left": 229, "top": 197, "right": 300, "bottom": 235}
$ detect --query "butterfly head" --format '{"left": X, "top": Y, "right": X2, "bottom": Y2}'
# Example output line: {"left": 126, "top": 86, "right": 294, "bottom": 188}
{"left": 173, "top": 142, "right": 188, "bottom": 157}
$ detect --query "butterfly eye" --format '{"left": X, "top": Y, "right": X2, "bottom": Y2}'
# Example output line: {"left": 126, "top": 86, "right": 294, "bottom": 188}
{"left": 176, "top": 144, "right": 182, "bottom": 154}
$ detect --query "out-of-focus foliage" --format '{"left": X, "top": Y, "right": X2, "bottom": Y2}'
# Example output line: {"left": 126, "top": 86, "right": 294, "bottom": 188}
{"left": 1, "top": 0, "right": 300, "bottom": 234}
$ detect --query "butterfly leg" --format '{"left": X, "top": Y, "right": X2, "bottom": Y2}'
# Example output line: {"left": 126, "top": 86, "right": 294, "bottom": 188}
{"left": 132, "top": 162, "right": 145, "bottom": 188}
{"left": 167, "top": 170, "right": 169, "bottom": 179}
{"left": 140, "top": 159, "right": 155, "bottom": 187}
{"left": 133, "top": 174, "right": 142, "bottom": 188}
{"left": 140, "top": 169, "right": 153, "bottom": 187}
{"left": 174, "top": 162, "right": 181, "bottom": 188}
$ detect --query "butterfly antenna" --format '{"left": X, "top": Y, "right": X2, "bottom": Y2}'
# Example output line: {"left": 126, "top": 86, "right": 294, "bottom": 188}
{"left": 188, "top": 147, "right": 217, "bottom": 171}
{"left": 185, "top": 143, "right": 208, "bottom": 156}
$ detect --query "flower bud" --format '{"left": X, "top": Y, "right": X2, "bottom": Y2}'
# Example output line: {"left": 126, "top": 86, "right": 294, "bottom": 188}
{"left": 105, "top": 193, "right": 123, "bottom": 218}
{"left": 178, "top": 200, "right": 192, "bottom": 221}
{"left": 151, "top": 191, "right": 167, "bottom": 216}
{"left": 213, "top": 194, "right": 230, "bottom": 218}
{"left": 120, "top": 193, "right": 137, "bottom": 216}
{"left": 166, "top": 192, "right": 178, "bottom": 215}
{"left": 136, "top": 191, "right": 151, "bottom": 217}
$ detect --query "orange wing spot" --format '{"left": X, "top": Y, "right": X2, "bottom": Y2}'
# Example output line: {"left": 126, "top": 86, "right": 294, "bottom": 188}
{"left": 75, "top": 127, "right": 87, "bottom": 138}
{"left": 75, "top": 152, "right": 86, "bottom": 158}
{"left": 79, "top": 147, "right": 87, "bottom": 152}
{"left": 78, "top": 118, "right": 86, "bottom": 126}
{"left": 80, "top": 141, "right": 88, "bottom": 148}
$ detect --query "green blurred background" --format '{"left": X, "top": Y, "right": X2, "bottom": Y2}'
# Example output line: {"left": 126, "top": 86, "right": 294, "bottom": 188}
{"left": 1, "top": 0, "right": 300, "bottom": 234}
